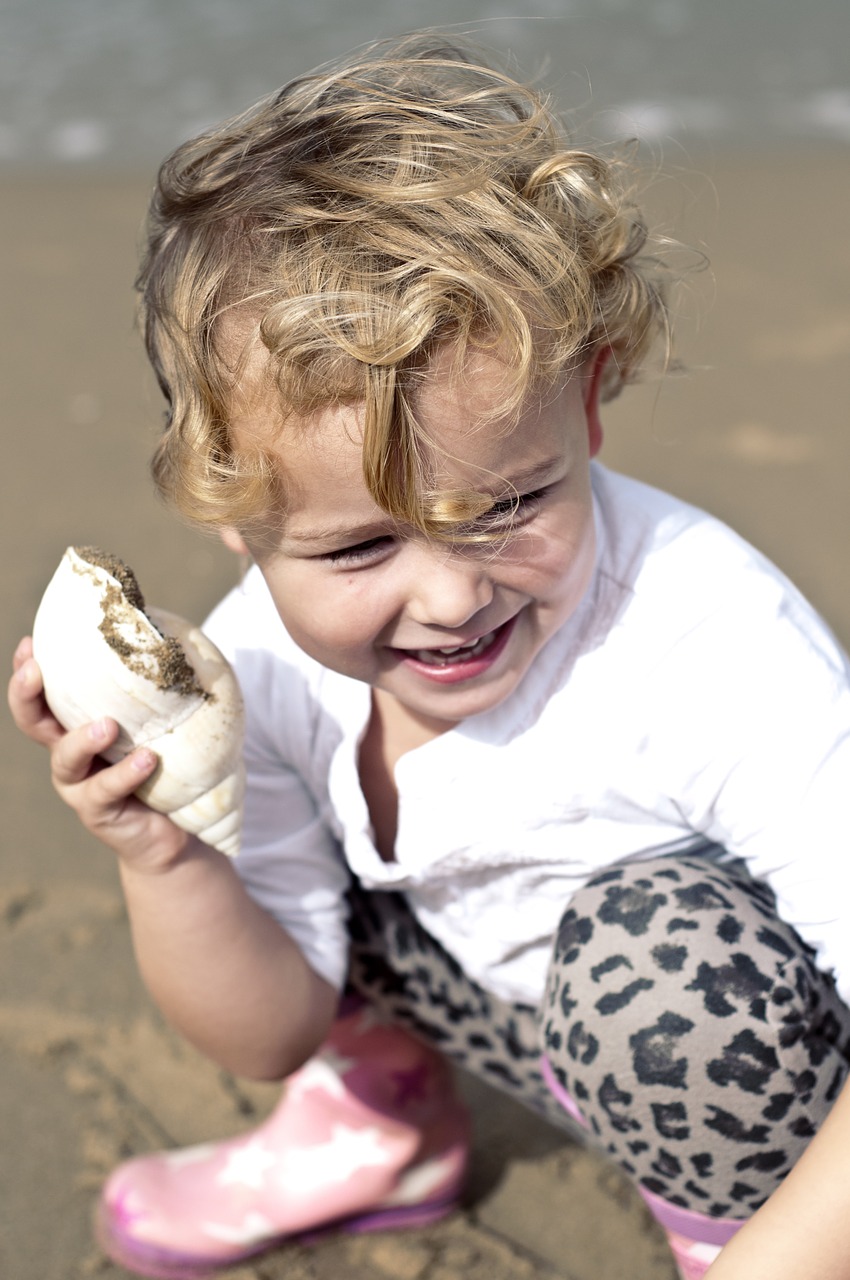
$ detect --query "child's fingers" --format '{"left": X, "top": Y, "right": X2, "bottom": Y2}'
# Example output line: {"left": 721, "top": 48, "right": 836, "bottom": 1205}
{"left": 59, "top": 747, "right": 190, "bottom": 868}
{"left": 11, "top": 639, "right": 187, "bottom": 867}
{"left": 50, "top": 727, "right": 162, "bottom": 834}
{"left": 7, "top": 651, "right": 65, "bottom": 746}
{"left": 81, "top": 751, "right": 159, "bottom": 820}
{"left": 12, "top": 635, "right": 34, "bottom": 670}
{"left": 48, "top": 718, "right": 155, "bottom": 792}
{"left": 54, "top": 742, "right": 188, "bottom": 867}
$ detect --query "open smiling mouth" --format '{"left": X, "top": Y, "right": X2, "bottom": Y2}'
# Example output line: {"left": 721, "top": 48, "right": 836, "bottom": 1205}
{"left": 401, "top": 618, "right": 514, "bottom": 668}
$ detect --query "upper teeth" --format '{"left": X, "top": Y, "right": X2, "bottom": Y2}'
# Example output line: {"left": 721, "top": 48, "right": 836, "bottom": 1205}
{"left": 410, "top": 632, "right": 495, "bottom": 664}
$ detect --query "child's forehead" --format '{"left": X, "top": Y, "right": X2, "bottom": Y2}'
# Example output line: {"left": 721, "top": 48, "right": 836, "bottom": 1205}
{"left": 233, "top": 360, "right": 581, "bottom": 493}
{"left": 227, "top": 327, "right": 559, "bottom": 439}
{"left": 221, "top": 319, "right": 587, "bottom": 548}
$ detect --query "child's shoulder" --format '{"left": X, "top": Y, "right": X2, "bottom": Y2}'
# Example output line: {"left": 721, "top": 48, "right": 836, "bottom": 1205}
{"left": 591, "top": 463, "right": 846, "bottom": 676}
{"left": 594, "top": 463, "right": 794, "bottom": 608}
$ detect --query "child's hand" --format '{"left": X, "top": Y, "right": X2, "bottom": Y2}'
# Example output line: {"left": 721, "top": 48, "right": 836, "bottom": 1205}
{"left": 9, "top": 636, "right": 189, "bottom": 870}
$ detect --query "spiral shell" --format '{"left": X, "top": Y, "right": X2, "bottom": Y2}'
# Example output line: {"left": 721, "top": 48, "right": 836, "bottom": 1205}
{"left": 32, "top": 546, "right": 245, "bottom": 857}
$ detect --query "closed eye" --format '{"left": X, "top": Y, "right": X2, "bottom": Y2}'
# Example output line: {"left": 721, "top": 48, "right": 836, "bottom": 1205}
{"left": 320, "top": 535, "right": 394, "bottom": 566}
{"left": 318, "top": 485, "right": 550, "bottom": 563}
{"left": 478, "top": 486, "right": 548, "bottom": 529}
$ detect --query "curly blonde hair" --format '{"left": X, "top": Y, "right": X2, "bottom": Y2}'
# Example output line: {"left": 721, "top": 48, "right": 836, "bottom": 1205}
{"left": 140, "top": 32, "right": 669, "bottom": 537}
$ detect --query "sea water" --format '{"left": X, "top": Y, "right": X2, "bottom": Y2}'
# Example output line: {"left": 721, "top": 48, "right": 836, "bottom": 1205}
{"left": 1, "top": 0, "right": 848, "bottom": 169}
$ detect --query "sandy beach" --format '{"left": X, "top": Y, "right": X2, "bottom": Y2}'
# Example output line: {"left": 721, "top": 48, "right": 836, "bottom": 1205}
{"left": 2, "top": 145, "right": 849, "bottom": 1280}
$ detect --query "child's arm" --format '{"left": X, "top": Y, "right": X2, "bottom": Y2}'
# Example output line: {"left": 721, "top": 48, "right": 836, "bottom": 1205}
{"left": 9, "top": 638, "right": 337, "bottom": 1080}
{"left": 706, "top": 1077, "right": 850, "bottom": 1280}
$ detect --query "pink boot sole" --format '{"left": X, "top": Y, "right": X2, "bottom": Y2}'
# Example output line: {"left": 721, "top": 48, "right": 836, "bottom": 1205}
{"left": 96, "top": 1183, "right": 462, "bottom": 1280}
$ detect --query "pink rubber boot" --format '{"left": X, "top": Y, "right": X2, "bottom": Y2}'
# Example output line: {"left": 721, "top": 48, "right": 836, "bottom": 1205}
{"left": 541, "top": 1057, "right": 742, "bottom": 1279}
{"left": 97, "top": 1007, "right": 470, "bottom": 1279}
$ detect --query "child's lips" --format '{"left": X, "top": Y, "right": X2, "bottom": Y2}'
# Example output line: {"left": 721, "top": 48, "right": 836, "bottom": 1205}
{"left": 390, "top": 616, "right": 517, "bottom": 678}
{"left": 407, "top": 628, "right": 500, "bottom": 666}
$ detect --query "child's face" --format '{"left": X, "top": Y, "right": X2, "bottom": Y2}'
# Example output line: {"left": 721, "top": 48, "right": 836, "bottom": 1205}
{"left": 230, "top": 345, "right": 603, "bottom": 735}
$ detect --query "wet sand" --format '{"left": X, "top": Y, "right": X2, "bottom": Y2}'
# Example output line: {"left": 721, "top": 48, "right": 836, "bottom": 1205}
{"left": 1, "top": 147, "right": 849, "bottom": 1280}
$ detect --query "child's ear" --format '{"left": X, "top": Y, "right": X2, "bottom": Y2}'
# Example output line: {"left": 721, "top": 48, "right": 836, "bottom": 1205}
{"left": 583, "top": 347, "right": 609, "bottom": 459}
{"left": 220, "top": 527, "right": 250, "bottom": 555}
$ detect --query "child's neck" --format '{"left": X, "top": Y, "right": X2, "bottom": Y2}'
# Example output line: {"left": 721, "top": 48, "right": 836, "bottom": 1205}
{"left": 358, "top": 689, "right": 452, "bottom": 862}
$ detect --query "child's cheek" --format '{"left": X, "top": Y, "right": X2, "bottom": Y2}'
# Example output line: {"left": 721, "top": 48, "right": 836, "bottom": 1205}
{"left": 285, "top": 581, "right": 382, "bottom": 669}
{"left": 522, "top": 518, "right": 595, "bottom": 588}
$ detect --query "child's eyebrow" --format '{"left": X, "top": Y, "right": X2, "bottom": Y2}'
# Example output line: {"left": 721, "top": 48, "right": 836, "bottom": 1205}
{"left": 284, "top": 518, "right": 392, "bottom": 548}
{"left": 285, "top": 456, "right": 567, "bottom": 546}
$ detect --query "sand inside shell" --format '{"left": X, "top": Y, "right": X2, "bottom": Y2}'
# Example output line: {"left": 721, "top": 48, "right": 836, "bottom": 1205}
{"left": 74, "top": 546, "right": 207, "bottom": 698}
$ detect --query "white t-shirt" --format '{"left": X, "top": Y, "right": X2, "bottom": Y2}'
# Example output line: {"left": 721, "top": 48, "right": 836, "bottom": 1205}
{"left": 204, "top": 464, "right": 850, "bottom": 1006}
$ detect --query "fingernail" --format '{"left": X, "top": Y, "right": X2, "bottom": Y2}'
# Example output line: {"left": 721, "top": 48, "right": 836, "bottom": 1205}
{"left": 131, "top": 749, "right": 157, "bottom": 773}
{"left": 88, "top": 719, "right": 109, "bottom": 743}
{"left": 15, "top": 659, "right": 34, "bottom": 686}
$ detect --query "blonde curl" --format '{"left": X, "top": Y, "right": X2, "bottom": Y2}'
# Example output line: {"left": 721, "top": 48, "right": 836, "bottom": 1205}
{"left": 141, "top": 32, "right": 672, "bottom": 537}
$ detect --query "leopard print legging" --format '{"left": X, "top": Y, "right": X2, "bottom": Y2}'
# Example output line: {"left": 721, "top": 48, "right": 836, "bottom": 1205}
{"left": 346, "top": 849, "right": 850, "bottom": 1217}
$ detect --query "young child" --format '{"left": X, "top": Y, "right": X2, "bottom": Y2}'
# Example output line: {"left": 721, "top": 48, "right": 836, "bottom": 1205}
{"left": 10, "top": 32, "right": 850, "bottom": 1280}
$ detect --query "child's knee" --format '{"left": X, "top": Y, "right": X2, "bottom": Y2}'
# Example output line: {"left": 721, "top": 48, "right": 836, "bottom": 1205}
{"left": 541, "top": 853, "right": 850, "bottom": 1212}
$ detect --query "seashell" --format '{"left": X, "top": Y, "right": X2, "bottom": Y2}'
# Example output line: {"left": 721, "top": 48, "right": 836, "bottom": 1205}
{"left": 32, "top": 546, "right": 245, "bottom": 857}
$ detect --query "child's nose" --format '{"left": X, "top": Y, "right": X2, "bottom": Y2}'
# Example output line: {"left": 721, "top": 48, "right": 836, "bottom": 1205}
{"left": 406, "top": 546, "right": 495, "bottom": 629}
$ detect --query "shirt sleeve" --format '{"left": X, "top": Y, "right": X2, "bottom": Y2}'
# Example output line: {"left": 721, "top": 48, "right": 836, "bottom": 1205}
{"left": 202, "top": 575, "right": 352, "bottom": 992}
